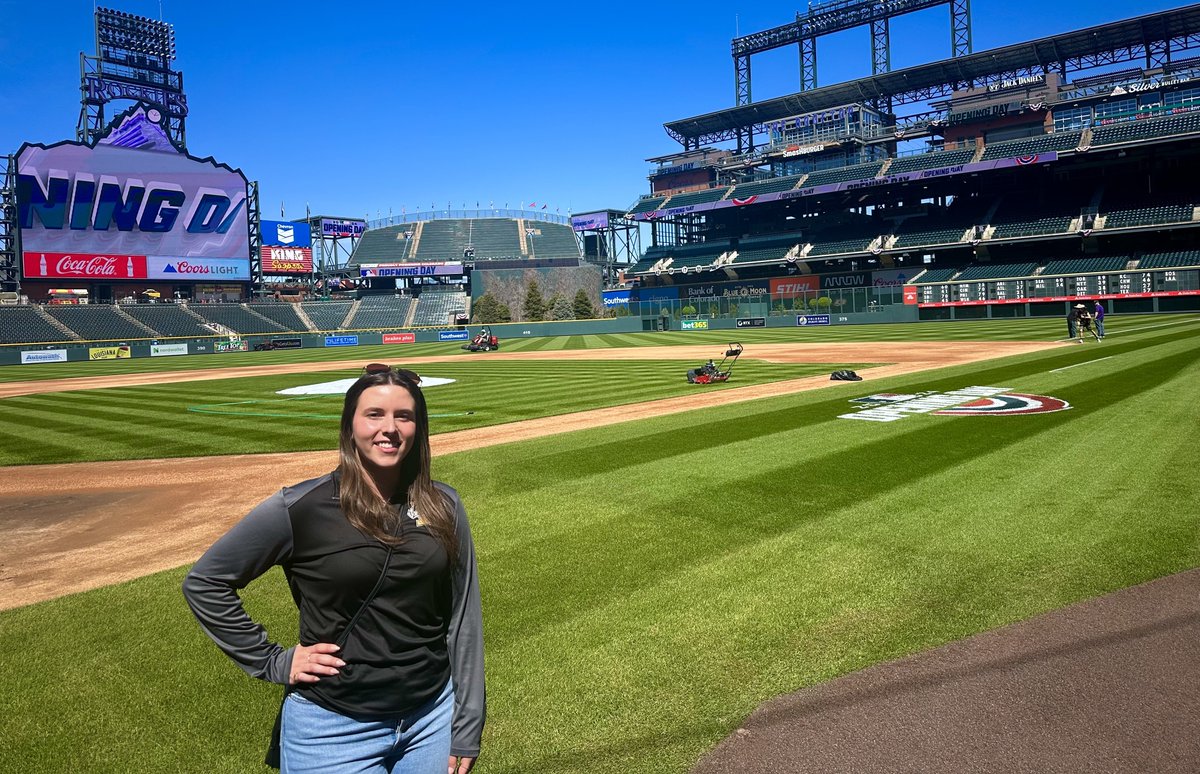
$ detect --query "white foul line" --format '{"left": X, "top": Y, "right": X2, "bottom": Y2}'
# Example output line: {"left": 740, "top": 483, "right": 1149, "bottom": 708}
{"left": 1051, "top": 356, "right": 1114, "bottom": 373}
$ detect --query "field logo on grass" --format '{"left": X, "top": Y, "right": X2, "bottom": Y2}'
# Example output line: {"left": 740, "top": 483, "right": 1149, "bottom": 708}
{"left": 840, "top": 386, "right": 1071, "bottom": 422}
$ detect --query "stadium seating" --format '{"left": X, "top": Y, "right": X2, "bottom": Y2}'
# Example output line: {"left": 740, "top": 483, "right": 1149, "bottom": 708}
{"left": 523, "top": 221, "right": 581, "bottom": 260}
{"left": 411, "top": 291, "right": 467, "bottom": 327}
{"left": 44, "top": 305, "right": 153, "bottom": 341}
{"left": 801, "top": 161, "right": 885, "bottom": 187}
{"left": 345, "top": 295, "right": 414, "bottom": 329}
{"left": 990, "top": 215, "right": 1073, "bottom": 239}
{"left": 190, "top": 305, "right": 289, "bottom": 335}
{"left": 885, "top": 148, "right": 975, "bottom": 175}
{"left": 413, "top": 220, "right": 471, "bottom": 261}
{"left": 352, "top": 226, "right": 413, "bottom": 263}
{"left": 912, "top": 268, "right": 958, "bottom": 283}
{"left": 246, "top": 303, "right": 309, "bottom": 332}
{"left": 1040, "top": 256, "right": 1130, "bottom": 275}
{"left": 0, "top": 306, "right": 74, "bottom": 344}
{"left": 806, "top": 236, "right": 876, "bottom": 256}
{"left": 729, "top": 247, "right": 793, "bottom": 265}
{"left": 628, "top": 196, "right": 666, "bottom": 215}
{"left": 1138, "top": 250, "right": 1200, "bottom": 269}
{"left": 467, "top": 219, "right": 521, "bottom": 259}
{"left": 301, "top": 301, "right": 354, "bottom": 331}
{"left": 1090, "top": 111, "right": 1200, "bottom": 146}
{"left": 726, "top": 175, "right": 805, "bottom": 199}
{"left": 979, "top": 131, "right": 1083, "bottom": 160}
{"left": 891, "top": 219, "right": 970, "bottom": 249}
{"left": 954, "top": 262, "right": 1038, "bottom": 280}
{"left": 123, "top": 304, "right": 212, "bottom": 337}
{"left": 660, "top": 187, "right": 731, "bottom": 209}
{"left": 1103, "top": 204, "right": 1194, "bottom": 229}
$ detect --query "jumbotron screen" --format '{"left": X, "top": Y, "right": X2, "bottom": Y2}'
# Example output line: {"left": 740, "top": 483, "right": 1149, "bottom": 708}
{"left": 16, "top": 107, "right": 251, "bottom": 282}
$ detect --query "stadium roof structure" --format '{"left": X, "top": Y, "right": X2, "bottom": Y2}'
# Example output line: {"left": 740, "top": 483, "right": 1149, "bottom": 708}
{"left": 664, "top": 4, "right": 1200, "bottom": 147}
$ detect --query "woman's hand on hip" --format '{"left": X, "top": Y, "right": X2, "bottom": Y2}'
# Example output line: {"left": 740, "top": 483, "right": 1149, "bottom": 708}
{"left": 288, "top": 643, "right": 344, "bottom": 684}
{"left": 448, "top": 755, "right": 476, "bottom": 773}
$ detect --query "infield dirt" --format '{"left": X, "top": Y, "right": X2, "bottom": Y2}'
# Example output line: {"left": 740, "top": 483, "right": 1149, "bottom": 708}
{"left": 0, "top": 341, "right": 1055, "bottom": 610}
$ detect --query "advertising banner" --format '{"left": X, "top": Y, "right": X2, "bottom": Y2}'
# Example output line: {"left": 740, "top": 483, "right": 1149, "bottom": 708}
{"left": 270, "top": 337, "right": 303, "bottom": 349}
{"left": 88, "top": 345, "right": 131, "bottom": 360}
{"left": 570, "top": 212, "right": 610, "bottom": 231}
{"left": 262, "top": 246, "right": 314, "bottom": 274}
{"left": 147, "top": 255, "right": 250, "bottom": 281}
{"left": 21, "top": 349, "right": 67, "bottom": 364}
{"left": 383, "top": 332, "right": 416, "bottom": 344}
{"left": 17, "top": 121, "right": 250, "bottom": 272}
{"left": 770, "top": 276, "right": 819, "bottom": 297}
{"left": 820, "top": 273, "right": 870, "bottom": 289}
{"left": 736, "top": 317, "right": 766, "bottom": 328}
{"left": 601, "top": 290, "right": 631, "bottom": 308}
{"left": 261, "top": 220, "right": 312, "bottom": 247}
{"left": 324, "top": 335, "right": 359, "bottom": 347}
{"left": 797, "top": 314, "right": 831, "bottom": 326}
{"left": 23, "top": 252, "right": 149, "bottom": 280}
{"left": 634, "top": 286, "right": 679, "bottom": 304}
{"left": 150, "top": 343, "right": 189, "bottom": 357}
{"left": 321, "top": 219, "right": 366, "bottom": 238}
{"left": 903, "top": 285, "right": 919, "bottom": 305}
{"left": 871, "top": 269, "right": 915, "bottom": 287}
{"left": 439, "top": 330, "right": 470, "bottom": 341}
{"left": 215, "top": 339, "right": 248, "bottom": 352}
{"left": 361, "top": 262, "right": 463, "bottom": 278}
{"left": 681, "top": 319, "right": 710, "bottom": 330}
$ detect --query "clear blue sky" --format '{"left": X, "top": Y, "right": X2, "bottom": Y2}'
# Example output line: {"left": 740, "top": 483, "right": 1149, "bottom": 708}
{"left": 0, "top": 0, "right": 1184, "bottom": 220}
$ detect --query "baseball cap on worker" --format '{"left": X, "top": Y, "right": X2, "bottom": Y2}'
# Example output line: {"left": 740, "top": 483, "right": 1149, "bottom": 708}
{"left": 1074, "top": 304, "right": 1086, "bottom": 308}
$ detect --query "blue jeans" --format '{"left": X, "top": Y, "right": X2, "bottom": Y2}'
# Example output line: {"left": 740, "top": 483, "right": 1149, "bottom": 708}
{"left": 1095, "top": 318, "right": 1105, "bottom": 337}
{"left": 281, "top": 680, "right": 454, "bottom": 774}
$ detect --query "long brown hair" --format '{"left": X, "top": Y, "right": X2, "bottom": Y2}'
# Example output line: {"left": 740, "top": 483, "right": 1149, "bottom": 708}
{"left": 336, "top": 369, "right": 457, "bottom": 565}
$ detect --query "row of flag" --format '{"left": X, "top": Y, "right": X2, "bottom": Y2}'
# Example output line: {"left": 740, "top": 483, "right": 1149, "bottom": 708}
{"left": 281, "top": 201, "right": 561, "bottom": 219}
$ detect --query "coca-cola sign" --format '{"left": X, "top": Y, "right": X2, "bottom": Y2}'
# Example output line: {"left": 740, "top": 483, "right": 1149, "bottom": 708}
{"left": 22, "top": 252, "right": 148, "bottom": 279}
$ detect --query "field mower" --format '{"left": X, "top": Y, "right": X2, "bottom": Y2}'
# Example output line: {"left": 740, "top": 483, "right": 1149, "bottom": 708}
{"left": 462, "top": 326, "right": 500, "bottom": 352}
{"left": 687, "top": 342, "right": 743, "bottom": 384}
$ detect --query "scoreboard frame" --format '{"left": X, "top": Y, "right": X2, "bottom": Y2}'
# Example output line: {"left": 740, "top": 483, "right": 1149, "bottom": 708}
{"left": 911, "top": 268, "right": 1199, "bottom": 307}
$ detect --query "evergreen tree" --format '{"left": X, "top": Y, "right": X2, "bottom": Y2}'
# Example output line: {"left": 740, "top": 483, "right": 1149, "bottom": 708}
{"left": 523, "top": 280, "right": 546, "bottom": 321}
{"left": 471, "top": 292, "right": 511, "bottom": 323}
{"left": 572, "top": 289, "right": 596, "bottom": 319}
{"left": 548, "top": 294, "right": 574, "bottom": 320}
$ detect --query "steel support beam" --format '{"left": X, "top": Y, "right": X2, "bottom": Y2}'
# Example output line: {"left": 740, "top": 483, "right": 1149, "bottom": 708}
{"left": 800, "top": 37, "right": 818, "bottom": 91}
{"left": 248, "top": 181, "right": 262, "bottom": 288}
{"left": 736, "top": 54, "right": 751, "bottom": 106}
{"left": 0, "top": 154, "right": 18, "bottom": 295}
{"left": 951, "top": 0, "right": 972, "bottom": 58}
{"left": 872, "top": 17, "right": 890, "bottom": 75}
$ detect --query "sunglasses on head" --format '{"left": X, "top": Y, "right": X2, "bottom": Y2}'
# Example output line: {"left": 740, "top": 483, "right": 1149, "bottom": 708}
{"left": 362, "top": 363, "right": 420, "bottom": 383}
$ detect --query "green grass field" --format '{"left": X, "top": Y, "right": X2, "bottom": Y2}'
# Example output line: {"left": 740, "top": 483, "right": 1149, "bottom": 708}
{"left": 1, "top": 315, "right": 1198, "bottom": 773}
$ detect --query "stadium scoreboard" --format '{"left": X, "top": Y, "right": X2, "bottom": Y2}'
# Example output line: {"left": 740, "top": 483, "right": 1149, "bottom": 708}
{"left": 915, "top": 269, "right": 1198, "bottom": 307}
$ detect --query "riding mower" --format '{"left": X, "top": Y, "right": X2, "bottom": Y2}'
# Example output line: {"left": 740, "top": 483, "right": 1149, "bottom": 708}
{"left": 687, "top": 342, "right": 743, "bottom": 384}
{"left": 461, "top": 326, "right": 500, "bottom": 352}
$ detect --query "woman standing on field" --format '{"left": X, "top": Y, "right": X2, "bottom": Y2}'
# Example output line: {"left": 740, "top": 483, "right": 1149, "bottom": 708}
{"left": 183, "top": 364, "right": 484, "bottom": 773}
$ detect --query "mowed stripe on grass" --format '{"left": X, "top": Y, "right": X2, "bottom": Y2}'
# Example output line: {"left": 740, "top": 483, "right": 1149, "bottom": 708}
{"left": 0, "top": 359, "right": 849, "bottom": 466}
{"left": 2, "top": 315, "right": 1163, "bottom": 386}
{"left": 0, "top": 321, "right": 1196, "bottom": 774}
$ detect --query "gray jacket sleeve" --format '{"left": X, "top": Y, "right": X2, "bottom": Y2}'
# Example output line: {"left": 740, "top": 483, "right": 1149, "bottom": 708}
{"left": 181, "top": 489, "right": 295, "bottom": 685}
{"left": 443, "top": 484, "right": 486, "bottom": 758}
